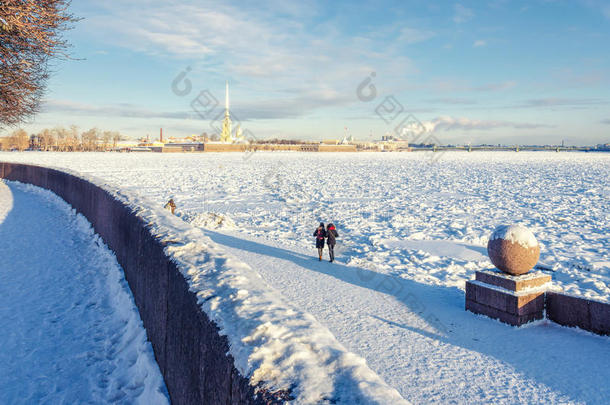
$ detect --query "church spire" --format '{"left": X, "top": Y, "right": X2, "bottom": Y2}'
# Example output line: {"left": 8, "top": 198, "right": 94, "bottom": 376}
{"left": 225, "top": 80, "right": 229, "bottom": 111}
{"left": 220, "top": 80, "right": 233, "bottom": 143}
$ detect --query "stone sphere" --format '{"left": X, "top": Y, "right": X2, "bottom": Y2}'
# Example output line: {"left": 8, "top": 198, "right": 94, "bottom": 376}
{"left": 487, "top": 225, "right": 540, "bottom": 276}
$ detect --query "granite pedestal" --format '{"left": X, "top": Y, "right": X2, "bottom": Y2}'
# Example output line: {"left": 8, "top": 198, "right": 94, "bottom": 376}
{"left": 465, "top": 269, "right": 551, "bottom": 326}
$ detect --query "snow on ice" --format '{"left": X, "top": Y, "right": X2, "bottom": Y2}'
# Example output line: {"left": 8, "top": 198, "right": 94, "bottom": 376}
{"left": 2, "top": 151, "right": 606, "bottom": 301}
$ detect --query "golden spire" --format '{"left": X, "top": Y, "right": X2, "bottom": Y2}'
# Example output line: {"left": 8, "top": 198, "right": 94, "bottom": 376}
{"left": 220, "top": 80, "right": 233, "bottom": 143}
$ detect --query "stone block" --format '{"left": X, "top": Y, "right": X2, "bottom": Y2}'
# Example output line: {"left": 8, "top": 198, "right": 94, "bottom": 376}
{"left": 466, "top": 299, "right": 544, "bottom": 326}
{"left": 466, "top": 281, "right": 545, "bottom": 316}
{"left": 590, "top": 300, "right": 610, "bottom": 336}
{"left": 546, "top": 292, "right": 591, "bottom": 331}
{"left": 475, "top": 270, "right": 551, "bottom": 292}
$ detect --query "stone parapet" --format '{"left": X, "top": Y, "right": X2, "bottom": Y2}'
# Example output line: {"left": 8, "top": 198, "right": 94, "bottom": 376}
{"left": 475, "top": 269, "right": 551, "bottom": 292}
{"left": 466, "top": 269, "right": 610, "bottom": 336}
{"left": 465, "top": 275, "right": 546, "bottom": 327}
{"left": 546, "top": 292, "right": 610, "bottom": 336}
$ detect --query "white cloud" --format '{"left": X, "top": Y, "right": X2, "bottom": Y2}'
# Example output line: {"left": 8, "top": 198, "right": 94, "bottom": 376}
{"left": 453, "top": 4, "right": 474, "bottom": 23}
{"left": 520, "top": 98, "right": 606, "bottom": 108}
{"left": 473, "top": 39, "right": 486, "bottom": 47}
{"left": 89, "top": 4, "right": 277, "bottom": 60}
{"left": 427, "top": 98, "right": 477, "bottom": 105}
{"left": 427, "top": 79, "right": 516, "bottom": 92}
{"left": 398, "top": 27, "right": 435, "bottom": 44}
{"left": 41, "top": 87, "right": 355, "bottom": 121}
{"left": 474, "top": 81, "right": 516, "bottom": 91}
{"left": 428, "top": 116, "right": 550, "bottom": 131}
{"left": 133, "top": 29, "right": 212, "bottom": 56}
{"left": 393, "top": 116, "right": 551, "bottom": 144}
{"left": 582, "top": 0, "right": 610, "bottom": 20}
{"left": 82, "top": 0, "right": 416, "bottom": 107}
{"left": 41, "top": 100, "right": 193, "bottom": 120}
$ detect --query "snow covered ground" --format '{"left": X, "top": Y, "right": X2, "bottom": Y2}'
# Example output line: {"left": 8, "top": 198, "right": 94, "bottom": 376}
{"left": 202, "top": 228, "right": 610, "bottom": 404}
{"left": 0, "top": 180, "right": 168, "bottom": 404}
{"left": 2, "top": 151, "right": 608, "bottom": 301}
{"left": 1, "top": 150, "right": 609, "bottom": 403}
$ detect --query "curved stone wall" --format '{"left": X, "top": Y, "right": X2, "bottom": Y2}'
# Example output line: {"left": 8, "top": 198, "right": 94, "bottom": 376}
{"left": 0, "top": 162, "right": 279, "bottom": 404}
{"left": 546, "top": 292, "right": 610, "bottom": 336}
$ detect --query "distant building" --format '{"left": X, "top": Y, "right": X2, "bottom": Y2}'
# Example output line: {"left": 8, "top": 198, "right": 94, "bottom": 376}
{"left": 596, "top": 143, "right": 610, "bottom": 151}
{"left": 381, "top": 133, "right": 399, "bottom": 142}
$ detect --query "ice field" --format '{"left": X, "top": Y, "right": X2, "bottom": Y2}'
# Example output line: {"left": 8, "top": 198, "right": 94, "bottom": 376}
{"left": 2, "top": 151, "right": 608, "bottom": 301}
{"left": 1, "top": 150, "right": 609, "bottom": 403}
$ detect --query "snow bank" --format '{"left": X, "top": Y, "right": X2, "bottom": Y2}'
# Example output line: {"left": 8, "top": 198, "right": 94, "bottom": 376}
{"left": 117, "top": 185, "right": 408, "bottom": 403}
{"left": 180, "top": 211, "right": 238, "bottom": 230}
{"left": 490, "top": 224, "right": 538, "bottom": 248}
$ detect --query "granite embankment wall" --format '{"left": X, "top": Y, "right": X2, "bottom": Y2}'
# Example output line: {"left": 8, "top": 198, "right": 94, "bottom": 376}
{"left": 0, "top": 162, "right": 279, "bottom": 404}
{"left": 546, "top": 292, "right": 610, "bottom": 336}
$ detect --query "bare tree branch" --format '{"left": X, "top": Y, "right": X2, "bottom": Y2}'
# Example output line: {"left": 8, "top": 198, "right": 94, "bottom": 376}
{"left": 0, "top": 1, "right": 77, "bottom": 126}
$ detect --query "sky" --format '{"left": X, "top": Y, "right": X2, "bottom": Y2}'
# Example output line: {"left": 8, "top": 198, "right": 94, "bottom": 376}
{"left": 9, "top": 0, "right": 610, "bottom": 145}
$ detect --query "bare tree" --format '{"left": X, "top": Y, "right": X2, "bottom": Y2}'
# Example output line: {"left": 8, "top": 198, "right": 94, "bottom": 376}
{"left": 112, "top": 131, "right": 123, "bottom": 149}
{"left": 39, "top": 127, "right": 56, "bottom": 150}
{"left": 67, "top": 124, "right": 79, "bottom": 151}
{"left": 0, "top": 1, "right": 77, "bottom": 126}
{"left": 53, "top": 126, "right": 66, "bottom": 151}
{"left": 29, "top": 133, "right": 36, "bottom": 149}
{"left": 2, "top": 126, "right": 127, "bottom": 152}
{"left": 39, "top": 128, "right": 50, "bottom": 150}
{"left": 8, "top": 128, "right": 29, "bottom": 151}
{"left": 101, "top": 130, "right": 112, "bottom": 151}
{"left": 81, "top": 127, "right": 98, "bottom": 151}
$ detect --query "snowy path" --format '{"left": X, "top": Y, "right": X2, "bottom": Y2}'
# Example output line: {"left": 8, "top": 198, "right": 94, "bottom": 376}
{"left": 0, "top": 181, "right": 168, "bottom": 404}
{"left": 203, "top": 228, "right": 610, "bottom": 404}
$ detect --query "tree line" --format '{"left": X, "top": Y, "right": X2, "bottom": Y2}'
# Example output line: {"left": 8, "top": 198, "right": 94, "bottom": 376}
{"left": 0, "top": 127, "right": 126, "bottom": 152}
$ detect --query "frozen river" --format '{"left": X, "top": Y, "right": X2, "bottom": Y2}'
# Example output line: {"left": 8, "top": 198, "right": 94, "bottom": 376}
{"left": 2, "top": 151, "right": 608, "bottom": 301}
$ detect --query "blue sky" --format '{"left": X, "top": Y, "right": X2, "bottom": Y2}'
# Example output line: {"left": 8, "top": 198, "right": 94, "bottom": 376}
{"left": 14, "top": 0, "right": 610, "bottom": 144}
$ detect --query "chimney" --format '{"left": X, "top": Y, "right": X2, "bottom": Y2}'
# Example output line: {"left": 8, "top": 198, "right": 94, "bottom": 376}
{"left": 160, "top": 128, "right": 163, "bottom": 143}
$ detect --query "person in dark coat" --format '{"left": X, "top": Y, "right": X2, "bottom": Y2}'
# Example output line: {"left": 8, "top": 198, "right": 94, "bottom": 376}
{"left": 313, "top": 222, "right": 326, "bottom": 261}
{"left": 326, "top": 223, "right": 338, "bottom": 262}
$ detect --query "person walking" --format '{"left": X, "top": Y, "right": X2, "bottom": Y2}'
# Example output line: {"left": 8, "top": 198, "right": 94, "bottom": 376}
{"left": 313, "top": 222, "right": 326, "bottom": 261}
{"left": 326, "top": 223, "right": 338, "bottom": 262}
{"left": 164, "top": 198, "right": 176, "bottom": 214}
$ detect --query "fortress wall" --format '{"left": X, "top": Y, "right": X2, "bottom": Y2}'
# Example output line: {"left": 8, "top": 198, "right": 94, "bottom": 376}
{"left": 202, "top": 143, "right": 247, "bottom": 152}
{"left": 199, "top": 143, "right": 357, "bottom": 152}
{"left": 319, "top": 144, "right": 357, "bottom": 152}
